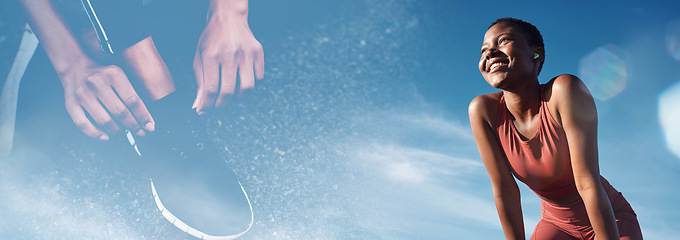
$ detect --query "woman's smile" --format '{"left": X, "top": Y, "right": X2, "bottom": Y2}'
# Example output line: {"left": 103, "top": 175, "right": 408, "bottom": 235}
{"left": 487, "top": 58, "right": 509, "bottom": 73}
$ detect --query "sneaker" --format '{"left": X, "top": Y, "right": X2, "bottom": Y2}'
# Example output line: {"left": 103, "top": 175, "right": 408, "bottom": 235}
{"left": 126, "top": 91, "right": 253, "bottom": 239}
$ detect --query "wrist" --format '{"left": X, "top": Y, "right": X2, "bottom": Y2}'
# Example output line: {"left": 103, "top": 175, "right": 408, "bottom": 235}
{"left": 52, "top": 52, "right": 94, "bottom": 77}
{"left": 208, "top": 0, "right": 249, "bottom": 22}
{"left": 52, "top": 53, "right": 96, "bottom": 88}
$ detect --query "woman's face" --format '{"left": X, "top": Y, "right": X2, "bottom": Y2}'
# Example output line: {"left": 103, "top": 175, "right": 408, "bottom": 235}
{"left": 479, "top": 23, "right": 539, "bottom": 89}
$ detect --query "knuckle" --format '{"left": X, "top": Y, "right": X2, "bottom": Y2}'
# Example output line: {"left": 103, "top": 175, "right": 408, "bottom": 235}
{"left": 251, "top": 43, "right": 263, "bottom": 53}
{"left": 206, "top": 85, "right": 220, "bottom": 95}
{"left": 85, "top": 74, "right": 101, "bottom": 85}
{"left": 102, "top": 65, "right": 124, "bottom": 74}
{"left": 202, "top": 48, "right": 221, "bottom": 58}
{"left": 98, "top": 117, "right": 114, "bottom": 127}
{"left": 221, "top": 85, "right": 236, "bottom": 95}
{"left": 219, "top": 90, "right": 234, "bottom": 98}
{"left": 216, "top": 46, "right": 239, "bottom": 58}
{"left": 72, "top": 90, "right": 89, "bottom": 101}
{"left": 99, "top": 66, "right": 125, "bottom": 82}
{"left": 111, "top": 107, "right": 127, "bottom": 118}
{"left": 227, "top": 48, "right": 240, "bottom": 56}
{"left": 124, "top": 95, "right": 140, "bottom": 107}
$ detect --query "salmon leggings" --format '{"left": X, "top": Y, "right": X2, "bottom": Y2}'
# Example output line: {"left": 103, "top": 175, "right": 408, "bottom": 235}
{"left": 530, "top": 185, "right": 643, "bottom": 240}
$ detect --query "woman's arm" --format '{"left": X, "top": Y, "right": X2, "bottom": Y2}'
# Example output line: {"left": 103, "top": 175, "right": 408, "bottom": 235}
{"left": 552, "top": 74, "right": 619, "bottom": 239}
{"left": 469, "top": 94, "right": 526, "bottom": 240}
{"left": 19, "top": 0, "right": 154, "bottom": 140}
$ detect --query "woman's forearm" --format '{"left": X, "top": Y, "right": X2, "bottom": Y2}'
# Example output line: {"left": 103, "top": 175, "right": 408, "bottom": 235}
{"left": 578, "top": 182, "right": 619, "bottom": 240}
{"left": 19, "top": 0, "right": 94, "bottom": 81}
{"left": 494, "top": 189, "right": 526, "bottom": 240}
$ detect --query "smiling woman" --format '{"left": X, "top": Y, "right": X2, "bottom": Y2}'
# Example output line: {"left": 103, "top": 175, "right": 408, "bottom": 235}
{"left": 468, "top": 18, "right": 643, "bottom": 240}
{"left": 478, "top": 18, "right": 544, "bottom": 90}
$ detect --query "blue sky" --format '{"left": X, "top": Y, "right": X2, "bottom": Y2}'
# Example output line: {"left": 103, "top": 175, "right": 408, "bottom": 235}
{"left": 1, "top": 0, "right": 679, "bottom": 239}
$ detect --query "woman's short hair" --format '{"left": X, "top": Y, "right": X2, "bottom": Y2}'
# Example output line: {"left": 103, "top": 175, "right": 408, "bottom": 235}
{"left": 489, "top": 17, "right": 545, "bottom": 74}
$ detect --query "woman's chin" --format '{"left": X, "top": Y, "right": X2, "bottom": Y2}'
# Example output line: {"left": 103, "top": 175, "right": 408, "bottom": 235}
{"left": 486, "top": 77, "right": 506, "bottom": 89}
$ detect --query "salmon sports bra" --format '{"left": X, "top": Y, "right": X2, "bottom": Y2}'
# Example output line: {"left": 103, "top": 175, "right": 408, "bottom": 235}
{"left": 495, "top": 86, "right": 580, "bottom": 202}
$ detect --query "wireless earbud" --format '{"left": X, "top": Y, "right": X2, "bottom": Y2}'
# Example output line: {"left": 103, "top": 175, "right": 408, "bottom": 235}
{"left": 534, "top": 53, "right": 540, "bottom": 59}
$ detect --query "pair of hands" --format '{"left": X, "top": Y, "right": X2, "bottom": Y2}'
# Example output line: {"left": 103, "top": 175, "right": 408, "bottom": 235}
{"left": 60, "top": 11, "right": 264, "bottom": 141}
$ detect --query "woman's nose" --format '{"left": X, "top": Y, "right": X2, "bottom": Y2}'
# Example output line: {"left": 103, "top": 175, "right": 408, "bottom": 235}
{"left": 485, "top": 48, "right": 499, "bottom": 59}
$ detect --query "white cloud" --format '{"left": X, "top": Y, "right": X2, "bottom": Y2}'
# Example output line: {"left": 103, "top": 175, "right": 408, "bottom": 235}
{"left": 355, "top": 142, "right": 481, "bottom": 184}
{"left": 331, "top": 107, "right": 501, "bottom": 239}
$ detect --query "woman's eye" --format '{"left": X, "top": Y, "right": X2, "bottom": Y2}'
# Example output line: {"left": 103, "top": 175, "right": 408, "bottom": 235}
{"left": 499, "top": 38, "right": 509, "bottom": 44}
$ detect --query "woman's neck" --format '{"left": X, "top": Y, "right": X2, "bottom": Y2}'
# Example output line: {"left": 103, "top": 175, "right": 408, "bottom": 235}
{"left": 502, "top": 80, "right": 541, "bottom": 122}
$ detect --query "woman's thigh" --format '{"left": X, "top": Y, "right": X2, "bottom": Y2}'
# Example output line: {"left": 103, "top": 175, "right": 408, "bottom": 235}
{"left": 531, "top": 220, "right": 580, "bottom": 240}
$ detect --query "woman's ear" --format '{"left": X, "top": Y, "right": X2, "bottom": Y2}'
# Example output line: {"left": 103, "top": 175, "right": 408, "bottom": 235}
{"left": 533, "top": 47, "right": 545, "bottom": 62}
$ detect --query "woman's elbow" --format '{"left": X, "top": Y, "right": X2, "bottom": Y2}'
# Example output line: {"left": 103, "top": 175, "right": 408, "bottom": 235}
{"left": 574, "top": 176, "right": 602, "bottom": 197}
{"left": 492, "top": 183, "right": 520, "bottom": 200}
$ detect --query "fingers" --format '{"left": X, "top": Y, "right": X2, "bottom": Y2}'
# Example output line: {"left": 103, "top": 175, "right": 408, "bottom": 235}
{"left": 234, "top": 42, "right": 263, "bottom": 101}
{"left": 108, "top": 72, "right": 154, "bottom": 134}
{"left": 253, "top": 43, "right": 265, "bottom": 80}
{"left": 216, "top": 56, "right": 238, "bottom": 107}
{"left": 78, "top": 87, "right": 123, "bottom": 135}
{"left": 66, "top": 65, "right": 154, "bottom": 140}
{"left": 194, "top": 52, "right": 222, "bottom": 114}
{"left": 195, "top": 46, "right": 263, "bottom": 110}
{"left": 65, "top": 96, "right": 109, "bottom": 141}
{"left": 192, "top": 51, "right": 204, "bottom": 110}
{"left": 103, "top": 87, "right": 148, "bottom": 137}
{"left": 93, "top": 66, "right": 152, "bottom": 136}
{"left": 192, "top": 22, "right": 264, "bottom": 112}
{"left": 238, "top": 53, "right": 255, "bottom": 91}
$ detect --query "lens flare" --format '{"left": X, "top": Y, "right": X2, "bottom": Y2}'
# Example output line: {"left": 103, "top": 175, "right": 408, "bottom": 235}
{"left": 579, "top": 45, "right": 628, "bottom": 101}
{"left": 659, "top": 81, "right": 680, "bottom": 160}
{"left": 666, "top": 20, "right": 680, "bottom": 61}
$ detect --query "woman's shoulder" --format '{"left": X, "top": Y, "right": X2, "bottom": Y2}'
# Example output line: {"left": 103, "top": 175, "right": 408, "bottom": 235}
{"left": 543, "top": 74, "right": 597, "bottom": 125}
{"left": 468, "top": 91, "right": 503, "bottom": 123}
{"left": 544, "top": 74, "right": 589, "bottom": 100}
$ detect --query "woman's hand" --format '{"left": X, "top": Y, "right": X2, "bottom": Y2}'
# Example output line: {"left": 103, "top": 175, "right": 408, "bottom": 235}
{"left": 59, "top": 61, "right": 153, "bottom": 141}
{"left": 192, "top": 0, "right": 264, "bottom": 115}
